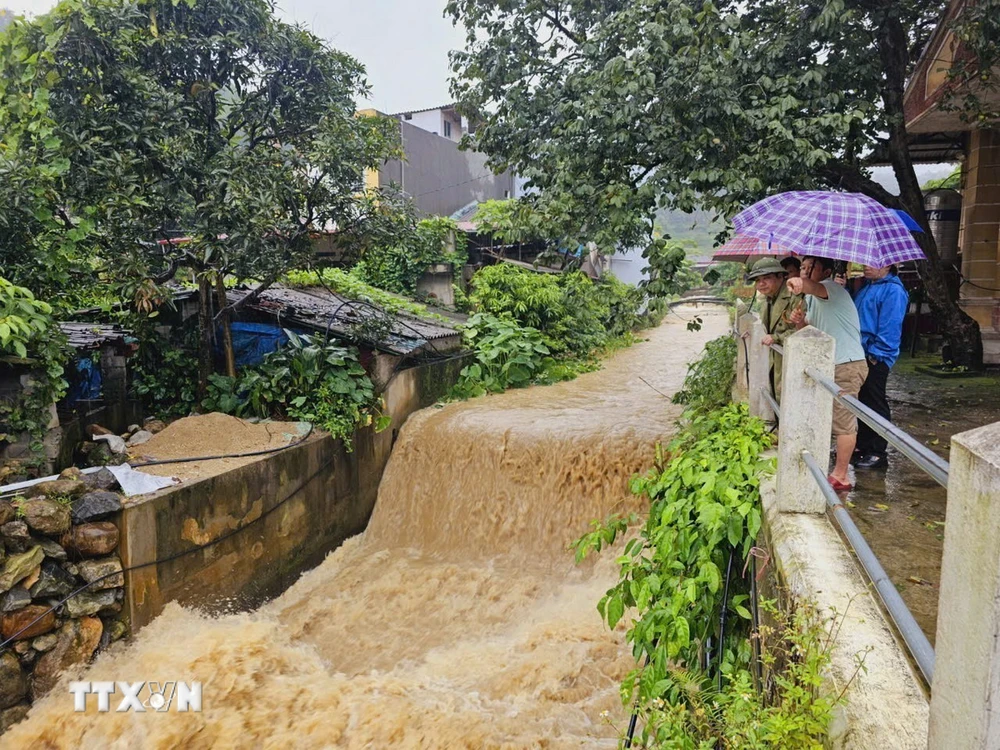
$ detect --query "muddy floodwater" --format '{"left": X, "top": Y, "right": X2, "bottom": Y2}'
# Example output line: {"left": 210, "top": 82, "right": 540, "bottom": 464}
{"left": 6, "top": 307, "right": 728, "bottom": 749}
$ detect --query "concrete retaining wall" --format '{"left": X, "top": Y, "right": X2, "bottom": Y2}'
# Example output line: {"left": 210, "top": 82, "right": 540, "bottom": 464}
{"left": 759, "top": 468, "right": 930, "bottom": 749}
{"left": 119, "top": 356, "right": 467, "bottom": 631}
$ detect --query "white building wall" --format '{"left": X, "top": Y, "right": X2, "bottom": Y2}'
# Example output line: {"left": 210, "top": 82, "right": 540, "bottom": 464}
{"left": 405, "top": 110, "right": 443, "bottom": 137}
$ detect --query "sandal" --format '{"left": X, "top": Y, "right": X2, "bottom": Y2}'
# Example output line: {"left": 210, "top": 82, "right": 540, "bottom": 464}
{"left": 827, "top": 474, "right": 853, "bottom": 492}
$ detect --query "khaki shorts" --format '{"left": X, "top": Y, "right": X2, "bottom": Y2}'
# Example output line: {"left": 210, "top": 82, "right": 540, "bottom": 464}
{"left": 832, "top": 360, "right": 869, "bottom": 436}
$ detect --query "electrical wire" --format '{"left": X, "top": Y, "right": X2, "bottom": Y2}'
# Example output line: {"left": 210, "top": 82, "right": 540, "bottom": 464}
{"left": 130, "top": 423, "right": 315, "bottom": 468}
{"left": 411, "top": 171, "right": 499, "bottom": 198}
{"left": 717, "top": 549, "right": 736, "bottom": 691}
{"left": 0, "top": 451, "right": 334, "bottom": 650}
{"left": 959, "top": 277, "right": 1000, "bottom": 293}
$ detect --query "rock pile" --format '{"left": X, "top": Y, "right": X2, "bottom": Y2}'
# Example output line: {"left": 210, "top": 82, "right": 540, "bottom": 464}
{"left": 0, "top": 466, "right": 128, "bottom": 731}
{"left": 77, "top": 417, "right": 166, "bottom": 468}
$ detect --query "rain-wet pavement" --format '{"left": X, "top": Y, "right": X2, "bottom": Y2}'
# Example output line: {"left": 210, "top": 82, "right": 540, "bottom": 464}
{"left": 842, "top": 354, "right": 1000, "bottom": 643}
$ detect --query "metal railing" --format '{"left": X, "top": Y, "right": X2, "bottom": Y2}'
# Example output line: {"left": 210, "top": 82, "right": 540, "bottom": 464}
{"left": 762, "top": 340, "right": 943, "bottom": 686}
{"left": 804, "top": 366, "right": 950, "bottom": 487}
{"left": 760, "top": 387, "right": 780, "bottom": 418}
{"left": 801, "top": 449, "right": 936, "bottom": 683}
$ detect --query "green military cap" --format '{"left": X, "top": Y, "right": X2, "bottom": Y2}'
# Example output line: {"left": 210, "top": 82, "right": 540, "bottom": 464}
{"left": 746, "top": 257, "right": 787, "bottom": 279}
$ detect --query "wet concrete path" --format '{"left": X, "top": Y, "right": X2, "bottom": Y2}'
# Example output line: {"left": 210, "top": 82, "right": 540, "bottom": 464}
{"left": 845, "top": 356, "right": 1000, "bottom": 642}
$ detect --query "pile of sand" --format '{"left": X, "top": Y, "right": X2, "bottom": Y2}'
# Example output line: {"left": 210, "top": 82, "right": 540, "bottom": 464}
{"left": 134, "top": 413, "right": 309, "bottom": 482}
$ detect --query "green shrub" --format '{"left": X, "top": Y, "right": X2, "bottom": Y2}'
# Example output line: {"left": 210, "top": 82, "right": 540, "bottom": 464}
{"left": 0, "top": 277, "right": 68, "bottom": 445}
{"left": 577, "top": 404, "right": 838, "bottom": 747}
{"left": 635, "top": 600, "right": 840, "bottom": 749}
{"left": 468, "top": 264, "right": 568, "bottom": 346}
{"left": 450, "top": 312, "right": 551, "bottom": 398}
{"left": 132, "top": 327, "right": 201, "bottom": 419}
{"left": 469, "top": 264, "right": 645, "bottom": 355}
{"left": 672, "top": 335, "right": 737, "bottom": 415}
{"left": 352, "top": 217, "right": 468, "bottom": 297}
{"left": 576, "top": 404, "right": 773, "bottom": 671}
{"left": 201, "top": 331, "right": 387, "bottom": 446}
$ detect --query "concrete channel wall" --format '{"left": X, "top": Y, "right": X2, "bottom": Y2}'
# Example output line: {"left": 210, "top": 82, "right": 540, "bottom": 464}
{"left": 119, "top": 356, "right": 467, "bottom": 631}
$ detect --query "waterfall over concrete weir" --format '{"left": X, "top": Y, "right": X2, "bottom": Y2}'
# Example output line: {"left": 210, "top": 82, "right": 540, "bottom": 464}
{"left": 7, "top": 307, "right": 728, "bottom": 749}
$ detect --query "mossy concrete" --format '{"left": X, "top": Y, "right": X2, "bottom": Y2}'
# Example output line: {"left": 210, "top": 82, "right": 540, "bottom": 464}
{"left": 119, "top": 355, "right": 469, "bottom": 632}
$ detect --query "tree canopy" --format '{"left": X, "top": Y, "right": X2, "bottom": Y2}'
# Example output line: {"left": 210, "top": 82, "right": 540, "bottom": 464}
{"left": 0, "top": 0, "right": 408, "bottom": 381}
{"left": 448, "top": 0, "right": 995, "bottom": 366}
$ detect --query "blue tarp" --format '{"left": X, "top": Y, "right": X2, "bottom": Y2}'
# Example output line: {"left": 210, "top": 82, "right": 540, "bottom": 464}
{"left": 226, "top": 322, "right": 289, "bottom": 368}
{"left": 65, "top": 357, "right": 102, "bottom": 407}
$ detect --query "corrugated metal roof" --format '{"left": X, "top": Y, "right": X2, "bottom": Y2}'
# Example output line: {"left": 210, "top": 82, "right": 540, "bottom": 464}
{"left": 59, "top": 323, "right": 132, "bottom": 351}
{"left": 229, "top": 285, "right": 463, "bottom": 356}
{"left": 391, "top": 103, "right": 456, "bottom": 117}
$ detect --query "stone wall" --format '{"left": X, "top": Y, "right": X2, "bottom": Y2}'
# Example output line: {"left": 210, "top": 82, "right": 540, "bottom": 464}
{"left": 0, "top": 468, "right": 128, "bottom": 730}
{"left": 0, "top": 354, "right": 466, "bottom": 730}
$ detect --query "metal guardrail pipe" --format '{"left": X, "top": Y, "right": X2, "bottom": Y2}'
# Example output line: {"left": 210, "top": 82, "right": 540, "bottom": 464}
{"left": 801, "top": 449, "right": 936, "bottom": 685}
{"left": 804, "top": 366, "right": 950, "bottom": 487}
{"left": 760, "top": 387, "right": 780, "bottom": 418}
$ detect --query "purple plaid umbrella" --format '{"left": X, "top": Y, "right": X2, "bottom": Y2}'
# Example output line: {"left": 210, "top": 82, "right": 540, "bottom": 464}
{"left": 731, "top": 191, "right": 926, "bottom": 266}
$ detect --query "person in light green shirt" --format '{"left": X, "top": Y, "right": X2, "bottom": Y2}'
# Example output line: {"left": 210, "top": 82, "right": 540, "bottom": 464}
{"left": 788, "top": 256, "right": 868, "bottom": 492}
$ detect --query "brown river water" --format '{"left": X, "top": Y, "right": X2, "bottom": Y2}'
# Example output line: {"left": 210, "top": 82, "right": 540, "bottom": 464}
{"left": 5, "top": 307, "right": 727, "bottom": 750}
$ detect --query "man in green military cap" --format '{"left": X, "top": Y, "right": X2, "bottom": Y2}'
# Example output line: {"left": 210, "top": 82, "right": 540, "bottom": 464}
{"left": 746, "top": 257, "right": 804, "bottom": 402}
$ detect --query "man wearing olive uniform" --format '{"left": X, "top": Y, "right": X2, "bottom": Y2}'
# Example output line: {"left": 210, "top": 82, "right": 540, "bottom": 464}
{"left": 747, "top": 257, "right": 804, "bottom": 403}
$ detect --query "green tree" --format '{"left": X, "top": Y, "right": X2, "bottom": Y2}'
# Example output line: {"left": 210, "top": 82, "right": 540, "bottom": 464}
{"left": 0, "top": 0, "right": 405, "bottom": 389}
{"left": 922, "top": 165, "right": 962, "bottom": 191}
{"left": 447, "top": 0, "right": 993, "bottom": 367}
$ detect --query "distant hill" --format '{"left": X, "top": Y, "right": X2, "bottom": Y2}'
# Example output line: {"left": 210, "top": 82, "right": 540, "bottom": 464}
{"left": 654, "top": 207, "right": 726, "bottom": 260}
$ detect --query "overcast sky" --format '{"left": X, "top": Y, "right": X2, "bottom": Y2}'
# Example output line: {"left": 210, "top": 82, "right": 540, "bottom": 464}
{"left": 5, "top": 0, "right": 462, "bottom": 113}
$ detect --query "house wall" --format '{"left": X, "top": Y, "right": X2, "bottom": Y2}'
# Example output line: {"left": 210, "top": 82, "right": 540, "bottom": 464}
{"left": 959, "top": 128, "right": 1000, "bottom": 363}
{"left": 400, "top": 109, "right": 463, "bottom": 142}
{"left": 405, "top": 110, "right": 443, "bottom": 135}
{"left": 119, "top": 355, "right": 469, "bottom": 631}
{"left": 372, "top": 119, "right": 514, "bottom": 217}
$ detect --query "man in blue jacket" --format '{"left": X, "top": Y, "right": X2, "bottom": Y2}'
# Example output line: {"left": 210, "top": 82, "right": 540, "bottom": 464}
{"left": 852, "top": 265, "right": 910, "bottom": 469}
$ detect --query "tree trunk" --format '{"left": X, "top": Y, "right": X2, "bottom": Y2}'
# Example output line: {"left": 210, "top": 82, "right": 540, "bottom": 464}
{"left": 197, "top": 275, "right": 215, "bottom": 398}
{"left": 878, "top": 10, "right": 983, "bottom": 369}
{"left": 215, "top": 274, "right": 236, "bottom": 378}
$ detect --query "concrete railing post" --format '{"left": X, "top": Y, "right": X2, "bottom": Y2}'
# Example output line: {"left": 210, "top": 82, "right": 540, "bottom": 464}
{"left": 733, "top": 312, "right": 754, "bottom": 404}
{"left": 747, "top": 316, "right": 774, "bottom": 424}
{"left": 928, "top": 422, "right": 1000, "bottom": 749}
{"left": 775, "top": 326, "right": 835, "bottom": 514}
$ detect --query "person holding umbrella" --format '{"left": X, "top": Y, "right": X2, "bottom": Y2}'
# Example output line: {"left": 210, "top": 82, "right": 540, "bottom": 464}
{"left": 719, "top": 190, "right": 928, "bottom": 490}
{"left": 851, "top": 265, "right": 910, "bottom": 469}
{"left": 788, "top": 256, "right": 869, "bottom": 491}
